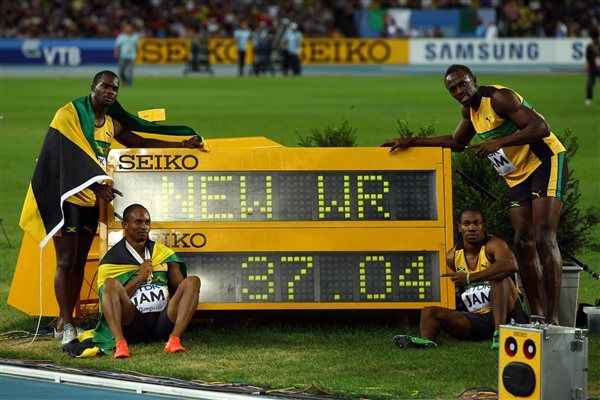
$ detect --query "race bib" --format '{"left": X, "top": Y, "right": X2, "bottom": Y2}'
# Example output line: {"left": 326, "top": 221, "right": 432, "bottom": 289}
{"left": 131, "top": 284, "right": 168, "bottom": 314}
{"left": 487, "top": 149, "right": 517, "bottom": 176}
{"left": 461, "top": 284, "right": 492, "bottom": 313}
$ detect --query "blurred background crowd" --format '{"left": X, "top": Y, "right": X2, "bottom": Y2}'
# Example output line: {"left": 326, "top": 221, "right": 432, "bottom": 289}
{"left": 3, "top": 0, "right": 599, "bottom": 40}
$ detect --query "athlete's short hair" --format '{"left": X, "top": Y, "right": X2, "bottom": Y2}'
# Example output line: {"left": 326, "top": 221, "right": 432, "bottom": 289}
{"left": 591, "top": 28, "right": 600, "bottom": 40}
{"left": 92, "top": 70, "right": 119, "bottom": 86}
{"left": 460, "top": 208, "right": 485, "bottom": 223}
{"left": 123, "top": 204, "right": 149, "bottom": 222}
{"left": 445, "top": 64, "right": 474, "bottom": 79}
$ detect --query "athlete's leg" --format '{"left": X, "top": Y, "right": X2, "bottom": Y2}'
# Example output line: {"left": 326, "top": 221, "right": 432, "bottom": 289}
{"left": 166, "top": 276, "right": 200, "bottom": 338}
{"left": 420, "top": 306, "right": 472, "bottom": 340}
{"left": 490, "top": 278, "right": 518, "bottom": 330}
{"left": 53, "top": 236, "right": 79, "bottom": 329}
{"left": 62, "top": 234, "right": 95, "bottom": 323}
{"left": 101, "top": 278, "right": 137, "bottom": 342}
{"left": 532, "top": 196, "right": 563, "bottom": 325}
{"left": 511, "top": 206, "right": 543, "bottom": 317}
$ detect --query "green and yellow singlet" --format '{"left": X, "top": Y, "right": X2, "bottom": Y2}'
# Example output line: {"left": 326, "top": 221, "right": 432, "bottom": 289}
{"left": 454, "top": 238, "right": 493, "bottom": 314}
{"left": 470, "top": 85, "right": 565, "bottom": 187}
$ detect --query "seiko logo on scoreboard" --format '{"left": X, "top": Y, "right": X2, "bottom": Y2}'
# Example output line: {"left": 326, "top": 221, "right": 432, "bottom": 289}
{"left": 151, "top": 232, "right": 207, "bottom": 248}
{"left": 119, "top": 154, "right": 199, "bottom": 170}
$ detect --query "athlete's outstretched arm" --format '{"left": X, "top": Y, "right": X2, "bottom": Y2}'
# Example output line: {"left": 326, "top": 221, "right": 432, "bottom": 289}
{"left": 113, "top": 119, "right": 204, "bottom": 149}
{"left": 471, "top": 89, "right": 550, "bottom": 157}
{"left": 382, "top": 106, "right": 475, "bottom": 153}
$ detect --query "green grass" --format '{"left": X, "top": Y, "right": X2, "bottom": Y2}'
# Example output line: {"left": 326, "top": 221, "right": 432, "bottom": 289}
{"left": 0, "top": 75, "right": 599, "bottom": 399}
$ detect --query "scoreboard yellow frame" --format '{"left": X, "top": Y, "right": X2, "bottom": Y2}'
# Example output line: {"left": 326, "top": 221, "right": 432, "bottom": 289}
{"left": 8, "top": 137, "right": 456, "bottom": 315}
{"left": 103, "top": 139, "right": 456, "bottom": 311}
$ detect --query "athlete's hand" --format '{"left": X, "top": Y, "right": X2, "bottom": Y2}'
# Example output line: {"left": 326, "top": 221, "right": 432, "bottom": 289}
{"left": 468, "top": 141, "right": 503, "bottom": 158}
{"left": 91, "top": 183, "right": 123, "bottom": 203}
{"left": 441, "top": 271, "right": 469, "bottom": 286}
{"left": 183, "top": 136, "right": 209, "bottom": 152}
{"left": 139, "top": 259, "right": 153, "bottom": 282}
{"left": 381, "top": 138, "right": 413, "bottom": 153}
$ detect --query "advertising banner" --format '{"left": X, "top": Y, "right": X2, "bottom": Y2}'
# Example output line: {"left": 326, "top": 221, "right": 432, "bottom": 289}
{"left": 137, "top": 38, "right": 409, "bottom": 65}
{"left": 409, "top": 38, "right": 588, "bottom": 65}
{"left": 0, "top": 39, "right": 115, "bottom": 65}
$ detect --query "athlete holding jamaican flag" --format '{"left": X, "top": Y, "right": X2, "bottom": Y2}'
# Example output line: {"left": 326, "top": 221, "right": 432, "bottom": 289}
{"left": 92, "top": 204, "right": 200, "bottom": 358}
{"left": 19, "top": 71, "right": 206, "bottom": 348}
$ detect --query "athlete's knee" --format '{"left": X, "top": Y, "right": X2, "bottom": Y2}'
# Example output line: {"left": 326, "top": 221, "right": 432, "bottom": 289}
{"left": 513, "top": 233, "right": 535, "bottom": 253}
{"left": 182, "top": 276, "right": 201, "bottom": 292}
{"left": 421, "top": 306, "right": 444, "bottom": 322}
{"left": 55, "top": 252, "right": 76, "bottom": 271}
{"left": 534, "top": 228, "right": 558, "bottom": 253}
{"left": 102, "top": 278, "right": 123, "bottom": 295}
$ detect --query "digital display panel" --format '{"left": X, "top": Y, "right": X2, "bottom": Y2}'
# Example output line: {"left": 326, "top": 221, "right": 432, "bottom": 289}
{"left": 182, "top": 251, "right": 440, "bottom": 303}
{"left": 114, "top": 171, "right": 437, "bottom": 222}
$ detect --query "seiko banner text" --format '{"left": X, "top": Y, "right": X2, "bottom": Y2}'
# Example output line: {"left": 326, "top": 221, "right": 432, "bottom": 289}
{"left": 137, "top": 38, "right": 408, "bottom": 65}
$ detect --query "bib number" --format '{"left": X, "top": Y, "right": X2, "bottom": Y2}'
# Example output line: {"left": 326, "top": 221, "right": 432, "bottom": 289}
{"left": 487, "top": 149, "right": 517, "bottom": 176}
{"left": 131, "top": 284, "right": 168, "bottom": 313}
{"left": 461, "top": 284, "right": 492, "bottom": 313}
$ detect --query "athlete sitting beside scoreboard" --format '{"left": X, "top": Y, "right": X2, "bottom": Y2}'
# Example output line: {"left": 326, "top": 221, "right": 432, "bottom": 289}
{"left": 92, "top": 204, "right": 201, "bottom": 358}
{"left": 393, "top": 209, "right": 528, "bottom": 350}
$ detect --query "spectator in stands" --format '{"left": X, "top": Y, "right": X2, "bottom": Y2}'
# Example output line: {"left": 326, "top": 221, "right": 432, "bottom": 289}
{"left": 114, "top": 22, "right": 139, "bottom": 86}
{"left": 233, "top": 21, "right": 252, "bottom": 77}
{"left": 585, "top": 28, "right": 600, "bottom": 106}
{"left": 185, "top": 23, "right": 212, "bottom": 75}
{"left": 433, "top": 25, "right": 445, "bottom": 38}
{"left": 283, "top": 22, "right": 303, "bottom": 76}
{"left": 253, "top": 22, "right": 271, "bottom": 76}
{"left": 485, "top": 22, "right": 499, "bottom": 40}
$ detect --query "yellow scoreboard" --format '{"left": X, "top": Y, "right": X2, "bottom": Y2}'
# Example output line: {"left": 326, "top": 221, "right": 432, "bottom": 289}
{"left": 101, "top": 140, "right": 455, "bottom": 311}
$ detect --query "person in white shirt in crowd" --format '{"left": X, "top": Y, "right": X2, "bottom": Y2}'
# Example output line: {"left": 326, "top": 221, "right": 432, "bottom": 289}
{"left": 114, "top": 22, "right": 140, "bottom": 86}
{"left": 233, "top": 21, "right": 252, "bottom": 77}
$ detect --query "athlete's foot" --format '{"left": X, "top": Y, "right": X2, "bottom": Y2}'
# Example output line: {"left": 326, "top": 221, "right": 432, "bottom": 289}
{"left": 393, "top": 335, "right": 437, "bottom": 349}
{"left": 585, "top": 99, "right": 592, "bottom": 106}
{"left": 114, "top": 340, "right": 130, "bottom": 359}
{"left": 60, "top": 324, "right": 78, "bottom": 347}
{"left": 491, "top": 330, "right": 500, "bottom": 350}
{"left": 164, "top": 336, "right": 186, "bottom": 353}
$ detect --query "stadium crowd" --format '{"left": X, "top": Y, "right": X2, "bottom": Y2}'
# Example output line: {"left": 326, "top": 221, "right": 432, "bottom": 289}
{"left": 3, "top": 0, "right": 598, "bottom": 39}
{"left": 2, "top": 0, "right": 349, "bottom": 39}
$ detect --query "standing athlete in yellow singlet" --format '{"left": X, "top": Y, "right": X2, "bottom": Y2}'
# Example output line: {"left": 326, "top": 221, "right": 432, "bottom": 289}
{"left": 382, "top": 65, "right": 567, "bottom": 325}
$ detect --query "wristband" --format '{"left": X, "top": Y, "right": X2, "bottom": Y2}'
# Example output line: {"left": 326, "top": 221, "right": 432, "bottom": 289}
{"left": 466, "top": 272, "right": 471, "bottom": 285}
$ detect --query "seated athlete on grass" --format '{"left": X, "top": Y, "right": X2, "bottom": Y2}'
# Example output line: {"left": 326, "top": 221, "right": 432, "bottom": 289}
{"left": 394, "top": 209, "right": 528, "bottom": 350}
{"left": 93, "top": 203, "right": 200, "bottom": 358}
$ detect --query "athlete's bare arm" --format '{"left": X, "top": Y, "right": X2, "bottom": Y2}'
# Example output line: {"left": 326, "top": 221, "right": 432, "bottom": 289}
{"left": 469, "top": 237, "right": 518, "bottom": 283}
{"left": 382, "top": 106, "right": 476, "bottom": 152}
{"left": 113, "top": 119, "right": 203, "bottom": 149}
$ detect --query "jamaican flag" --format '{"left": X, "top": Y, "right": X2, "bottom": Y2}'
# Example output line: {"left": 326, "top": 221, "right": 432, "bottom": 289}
{"left": 91, "top": 237, "right": 186, "bottom": 355}
{"left": 19, "top": 95, "right": 202, "bottom": 247}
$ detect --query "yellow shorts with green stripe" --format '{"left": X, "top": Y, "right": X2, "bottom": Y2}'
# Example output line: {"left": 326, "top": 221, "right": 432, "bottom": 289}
{"left": 509, "top": 152, "right": 568, "bottom": 208}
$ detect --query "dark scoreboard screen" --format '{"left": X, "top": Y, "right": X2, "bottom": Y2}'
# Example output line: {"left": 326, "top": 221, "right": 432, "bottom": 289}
{"left": 113, "top": 171, "right": 437, "bottom": 222}
{"left": 183, "top": 251, "right": 440, "bottom": 303}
